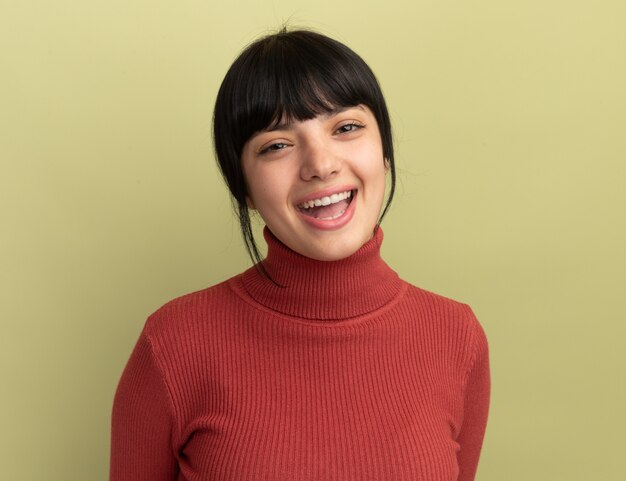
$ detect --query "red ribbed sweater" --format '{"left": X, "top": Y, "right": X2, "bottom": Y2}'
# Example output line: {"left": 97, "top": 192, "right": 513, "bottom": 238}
{"left": 110, "top": 227, "right": 490, "bottom": 481}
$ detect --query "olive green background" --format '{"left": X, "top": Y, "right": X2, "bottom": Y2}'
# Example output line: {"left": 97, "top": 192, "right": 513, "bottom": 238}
{"left": 2, "top": 1, "right": 625, "bottom": 480}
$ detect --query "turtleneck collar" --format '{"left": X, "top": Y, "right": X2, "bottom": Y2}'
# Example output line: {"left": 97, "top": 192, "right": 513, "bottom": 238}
{"left": 238, "top": 226, "right": 404, "bottom": 321}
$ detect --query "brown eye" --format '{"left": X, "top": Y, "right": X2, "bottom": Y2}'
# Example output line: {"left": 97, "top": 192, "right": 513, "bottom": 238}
{"left": 336, "top": 122, "right": 364, "bottom": 134}
{"left": 260, "top": 142, "right": 289, "bottom": 155}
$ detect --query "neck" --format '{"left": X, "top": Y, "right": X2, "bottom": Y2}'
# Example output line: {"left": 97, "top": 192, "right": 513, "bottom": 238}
{"left": 239, "top": 226, "right": 403, "bottom": 321}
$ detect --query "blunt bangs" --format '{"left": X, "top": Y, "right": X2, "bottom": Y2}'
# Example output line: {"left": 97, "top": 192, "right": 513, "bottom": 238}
{"left": 215, "top": 30, "right": 392, "bottom": 165}
{"left": 212, "top": 29, "right": 395, "bottom": 277}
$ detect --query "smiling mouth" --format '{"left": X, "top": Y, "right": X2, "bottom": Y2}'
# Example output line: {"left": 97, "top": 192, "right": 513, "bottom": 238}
{"left": 297, "top": 190, "right": 355, "bottom": 220}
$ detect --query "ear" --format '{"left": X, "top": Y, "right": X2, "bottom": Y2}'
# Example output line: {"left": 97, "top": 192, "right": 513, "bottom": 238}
{"left": 245, "top": 196, "right": 256, "bottom": 210}
{"left": 384, "top": 157, "right": 390, "bottom": 172}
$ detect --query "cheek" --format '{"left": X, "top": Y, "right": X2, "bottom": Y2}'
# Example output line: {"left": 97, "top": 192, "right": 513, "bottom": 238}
{"left": 352, "top": 136, "right": 386, "bottom": 177}
{"left": 246, "top": 169, "right": 290, "bottom": 214}
{"left": 362, "top": 158, "right": 388, "bottom": 209}
{"left": 242, "top": 150, "right": 284, "bottom": 205}
{"left": 360, "top": 152, "right": 387, "bottom": 189}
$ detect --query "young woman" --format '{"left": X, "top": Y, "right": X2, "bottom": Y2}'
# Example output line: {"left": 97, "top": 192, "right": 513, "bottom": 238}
{"left": 110, "top": 28, "right": 490, "bottom": 481}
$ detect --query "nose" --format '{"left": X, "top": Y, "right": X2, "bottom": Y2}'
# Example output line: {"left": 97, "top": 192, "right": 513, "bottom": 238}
{"left": 299, "top": 140, "right": 341, "bottom": 182}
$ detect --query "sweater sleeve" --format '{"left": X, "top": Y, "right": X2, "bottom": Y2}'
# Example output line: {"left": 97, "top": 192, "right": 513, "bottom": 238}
{"left": 110, "top": 331, "right": 179, "bottom": 481}
{"left": 456, "top": 308, "right": 491, "bottom": 481}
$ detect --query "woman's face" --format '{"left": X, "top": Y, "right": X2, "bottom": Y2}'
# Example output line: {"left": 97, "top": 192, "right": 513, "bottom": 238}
{"left": 241, "top": 104, "right": 387, "bottom": 261}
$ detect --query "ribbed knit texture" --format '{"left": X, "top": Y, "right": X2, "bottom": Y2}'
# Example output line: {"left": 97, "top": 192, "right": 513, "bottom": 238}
{"left": 110, "top": 227, "right": 490, "bottom": 481}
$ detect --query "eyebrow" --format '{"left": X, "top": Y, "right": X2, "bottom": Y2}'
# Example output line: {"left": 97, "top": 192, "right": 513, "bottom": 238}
{"left": 264, "top": 105, "right": 365, "bottom": 132}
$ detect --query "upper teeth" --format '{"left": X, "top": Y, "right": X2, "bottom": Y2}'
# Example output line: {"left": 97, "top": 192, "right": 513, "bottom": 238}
{"left": 298, "top": 190, "right": 352, "bottom": 209}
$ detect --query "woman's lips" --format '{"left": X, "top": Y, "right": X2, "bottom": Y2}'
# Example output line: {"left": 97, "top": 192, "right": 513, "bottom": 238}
{"left": 297, "top": 190, "right": 353, "bottom": 219}
{"left": 296, "top": 190, "right": 357, "bottom": 230}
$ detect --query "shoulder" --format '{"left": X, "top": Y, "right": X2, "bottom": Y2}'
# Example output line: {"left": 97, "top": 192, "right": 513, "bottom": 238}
{"left": 402, "top": 282, "right": 480, "bottom": 325}
{"left": 141, "top": 276, "right": 241, "bottom": 340}
{"left": 400, "top": 281, "right": 488, "bottom": 355}
{"left": 132, "top": 274, "right": 253, "bottom": 374}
